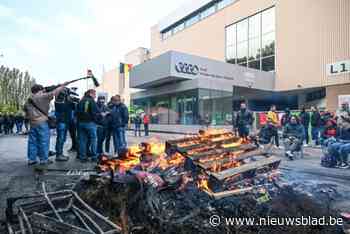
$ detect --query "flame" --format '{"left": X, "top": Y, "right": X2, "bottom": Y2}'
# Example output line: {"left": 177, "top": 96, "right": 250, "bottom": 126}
{"left": 197, "top": 177, "right": 212, "bottom": 193}
{"left": 98, "top": 141, "right": 185, "bottom": 173}
{"left": 201, "top": 128, "right": 230, "bottom": 137}
{"left": 221, "top": 138, "right": 244, "bottom": 148}
{"left": 157, "top": 152, "right": 185, "bottom": 170}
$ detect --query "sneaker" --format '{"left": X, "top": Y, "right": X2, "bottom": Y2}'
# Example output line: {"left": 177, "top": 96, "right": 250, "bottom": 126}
{"left": 79, "top": 158, "right": 88, "bottom": 163}
{"left": 28, "top": 160, "right": 38, "bottom": 166}
{"left": 56, "top": 155, "right": 69, "bottom": 162}
{"left": 39, "top": 159, "right": 53, "bottom": 165}
{"left": 91, "top": 158, "right": 98, "bottom": 163}
{"left": 68, "top": 148, "right": 77, "bottom": 153}
{"left": 48, "top": 151, "right": 56, "bottom": 157}
{"left": 303, "top": 144, "right": 308, "bottom": 147}
{"left": 339, "top": 163, "right": 349, "bottom": 169}
{"left": 285, "top": 151, "right": 294, "bottom": 160}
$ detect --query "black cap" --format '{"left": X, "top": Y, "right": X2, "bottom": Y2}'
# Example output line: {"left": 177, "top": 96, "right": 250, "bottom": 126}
{"left": 31, "top": 84, "right": 44, "bottom": 94}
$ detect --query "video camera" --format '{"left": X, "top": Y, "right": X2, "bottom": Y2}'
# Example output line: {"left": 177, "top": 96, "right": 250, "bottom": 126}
{"left": 55, "top": 87, "right": 80, "bottom": 104}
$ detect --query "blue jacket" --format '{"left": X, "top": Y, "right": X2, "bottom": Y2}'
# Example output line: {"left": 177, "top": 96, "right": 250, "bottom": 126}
{"left": 110, "top": 103, "right": 129, "bottom": 128}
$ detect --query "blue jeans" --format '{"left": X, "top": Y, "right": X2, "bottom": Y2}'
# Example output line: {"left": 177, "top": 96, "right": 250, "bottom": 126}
{"left": 97, "top": 126, "right": 106, "bottom": 155}
{"left": 16, "top": 122, "right": 23, "bottom": 133}
{"left": 311, "top": 127, "right": 320, "bottom": 144}
{"left": 55, "top": 122, "right": 67, "bottom": 156}
{"left": 134, "top": 124, "right": 141, "bottom": 136}
{"left": 78, "top": 122, "right": 97, "bottom": 160}
{"left": 329, "top": 142, "right": 350, "bottom": 165}
{"left": 238, "top": 125, "right": 250, "bottom": 138}
{"left": 113, "top": 127, "right": 127, "bottom": 154}
{"left": 27, "top": 122, "right": 50, "bottom": 162}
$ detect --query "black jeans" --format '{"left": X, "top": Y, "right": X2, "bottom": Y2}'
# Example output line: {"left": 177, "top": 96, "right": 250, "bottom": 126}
{"left": 68, "top": 122, "right": 77, "bottom": 150}
{"left": 303, "top": 125, "right": 309, "bottom": 144}
{"left": 144, "top": 124, "right": 149, "bottom": 136}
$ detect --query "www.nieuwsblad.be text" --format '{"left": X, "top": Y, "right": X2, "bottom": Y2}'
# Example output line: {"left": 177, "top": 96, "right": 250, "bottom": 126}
{"left": 209, "top": 215, "right": 343, "bottom": 227}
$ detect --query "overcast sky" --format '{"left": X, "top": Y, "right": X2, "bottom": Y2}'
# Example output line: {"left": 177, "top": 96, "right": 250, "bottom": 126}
{"left": 0, "top": 0, "right": 184, "bottom": 86}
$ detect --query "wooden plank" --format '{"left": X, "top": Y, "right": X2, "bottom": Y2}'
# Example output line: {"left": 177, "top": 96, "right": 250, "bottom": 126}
{"left": 197, "top": 149, "right": 266, "bottom": 170}
{"left": 204, "top": 187, "right": 254, "bottom": 200}
{"left": 210, "top": 156, "right": 281, "bottom": 181}
{"left": 188, "top": 143, "right": 257, "bottom": 161}
{"left": 29, "top": 212, "right": 93, "bottom": 234}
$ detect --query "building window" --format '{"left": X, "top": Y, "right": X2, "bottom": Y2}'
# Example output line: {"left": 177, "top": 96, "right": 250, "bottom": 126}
{"left": 225, "top": 6, "right": 275, "bottom": 72}
{"left": 185, "top": 14, "right": 200, "bottom": 27}
{"left": 162, "top": 30, "right": 172, "bottom": 40}
{"left": 226, "top": 24, "right": 236, "bottom": 63}
{"left": 173, "top": 23, "right": 185, "bottom": 34}
{"left": 218, "top": 0, "right": 234, "bottom": 10}
{"left": 161, "top": 0, "right": 237, "bottom": 40}
{"left": 201, "top": 4, "right": 216, "bottom": 19}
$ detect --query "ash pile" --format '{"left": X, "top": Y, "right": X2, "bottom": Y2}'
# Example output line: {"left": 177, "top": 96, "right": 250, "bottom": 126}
{"left": 77, "top": 130, "right": 341, "bottom": 234}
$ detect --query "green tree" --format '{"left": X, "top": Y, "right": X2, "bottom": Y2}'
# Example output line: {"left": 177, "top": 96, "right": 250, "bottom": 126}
{"left": 0, "top": 65, "right": 36, "bottom": 112}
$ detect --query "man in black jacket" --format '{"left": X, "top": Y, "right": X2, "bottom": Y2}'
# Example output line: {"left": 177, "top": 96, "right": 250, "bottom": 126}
{"left": 110, "top": 95, "right": 129, "bottom": 155}
{"left": 54, "top": 91, "right": 75, "bottom": 161}
{"left": 76, "top": 89, "right": 100, "bottom": 162}
{"left": 299, "top": 106, "right": 310, "bottom": 145}
{"left": 310, "top": 106, "right": 321, "bottom": 146}
{"left": 234, "top": 102, "right": 254, "bottom": 139}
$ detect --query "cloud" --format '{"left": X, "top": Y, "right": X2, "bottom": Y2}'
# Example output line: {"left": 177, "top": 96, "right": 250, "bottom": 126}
{"left": 0, "top": 4, "right": 13, "bottom": 17}
{"left": 16, "top": 37, "right": 51, "bottom": 57}
{"left": 16, "top": 16, "right": 49, "bottom": 32}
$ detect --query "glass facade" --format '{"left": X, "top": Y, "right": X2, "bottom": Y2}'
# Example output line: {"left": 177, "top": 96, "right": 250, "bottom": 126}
{"left": 133, "top": 89, "right": 233, "bottom": 125}
{"left": 225, "top": 7, "right": 275, "bottom": 72}
{"left": 161, "top": 0, "right": 236, "bottom": 40}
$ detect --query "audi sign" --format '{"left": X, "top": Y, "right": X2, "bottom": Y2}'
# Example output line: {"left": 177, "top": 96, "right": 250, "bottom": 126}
{"left": 175, "top": 62, "right": 199, "bottom": 75}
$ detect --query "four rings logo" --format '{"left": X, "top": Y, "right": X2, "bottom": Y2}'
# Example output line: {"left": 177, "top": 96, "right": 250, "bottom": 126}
{"left": 175, "top": 62, "right": 199, "bottom": 75}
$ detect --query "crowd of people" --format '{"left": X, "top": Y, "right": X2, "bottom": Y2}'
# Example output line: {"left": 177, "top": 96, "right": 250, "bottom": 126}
{"left": 4, "top": 80, "right": 350, "bottom": 169}
{"left": 0, "top": 113, "right": 29, "bottom": 135}
{"left": 234, "top": 102, "right": 347, "bottom": 163}
{"left": 22, "top": 81, "right": 152, "bottom": 166}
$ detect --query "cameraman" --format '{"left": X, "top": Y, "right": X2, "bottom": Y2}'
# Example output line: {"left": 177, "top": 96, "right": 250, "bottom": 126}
{"left": 24, "top": 82, "right": 69, "bottom": 166}
{"left": 54, "top": 89, "right": 76, "bottom": 161}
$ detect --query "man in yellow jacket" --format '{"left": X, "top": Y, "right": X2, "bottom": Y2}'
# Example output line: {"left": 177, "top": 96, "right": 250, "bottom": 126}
{"left": 267, "top": 105, "right": 280, "bottom": 147}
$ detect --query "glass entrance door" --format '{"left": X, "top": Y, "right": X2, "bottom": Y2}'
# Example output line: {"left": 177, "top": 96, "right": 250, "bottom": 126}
{"left": 177, "top": 96, "right": 196, "bottom": 125}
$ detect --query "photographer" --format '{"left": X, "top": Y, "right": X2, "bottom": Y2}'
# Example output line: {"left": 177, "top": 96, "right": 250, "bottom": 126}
{"left": 54, "top": 88, "right": 78, "bottom": 161}
{"left": 24, "top": 82, "right": 69, "bottom": 166}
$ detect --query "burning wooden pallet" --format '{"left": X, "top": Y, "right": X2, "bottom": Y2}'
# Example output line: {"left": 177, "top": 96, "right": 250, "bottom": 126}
{"left": 165, "top": 130, "right": 281, "bottom": 197}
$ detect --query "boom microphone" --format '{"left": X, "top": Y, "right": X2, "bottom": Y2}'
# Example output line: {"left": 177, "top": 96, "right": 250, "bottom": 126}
{"left": 91, "top": 76, "right": 100, "bottom": 87}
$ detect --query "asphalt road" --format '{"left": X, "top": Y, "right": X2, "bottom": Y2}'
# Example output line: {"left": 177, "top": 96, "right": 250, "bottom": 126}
{"left": 0, "top": 132, "right": 350, "bottom": 221}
